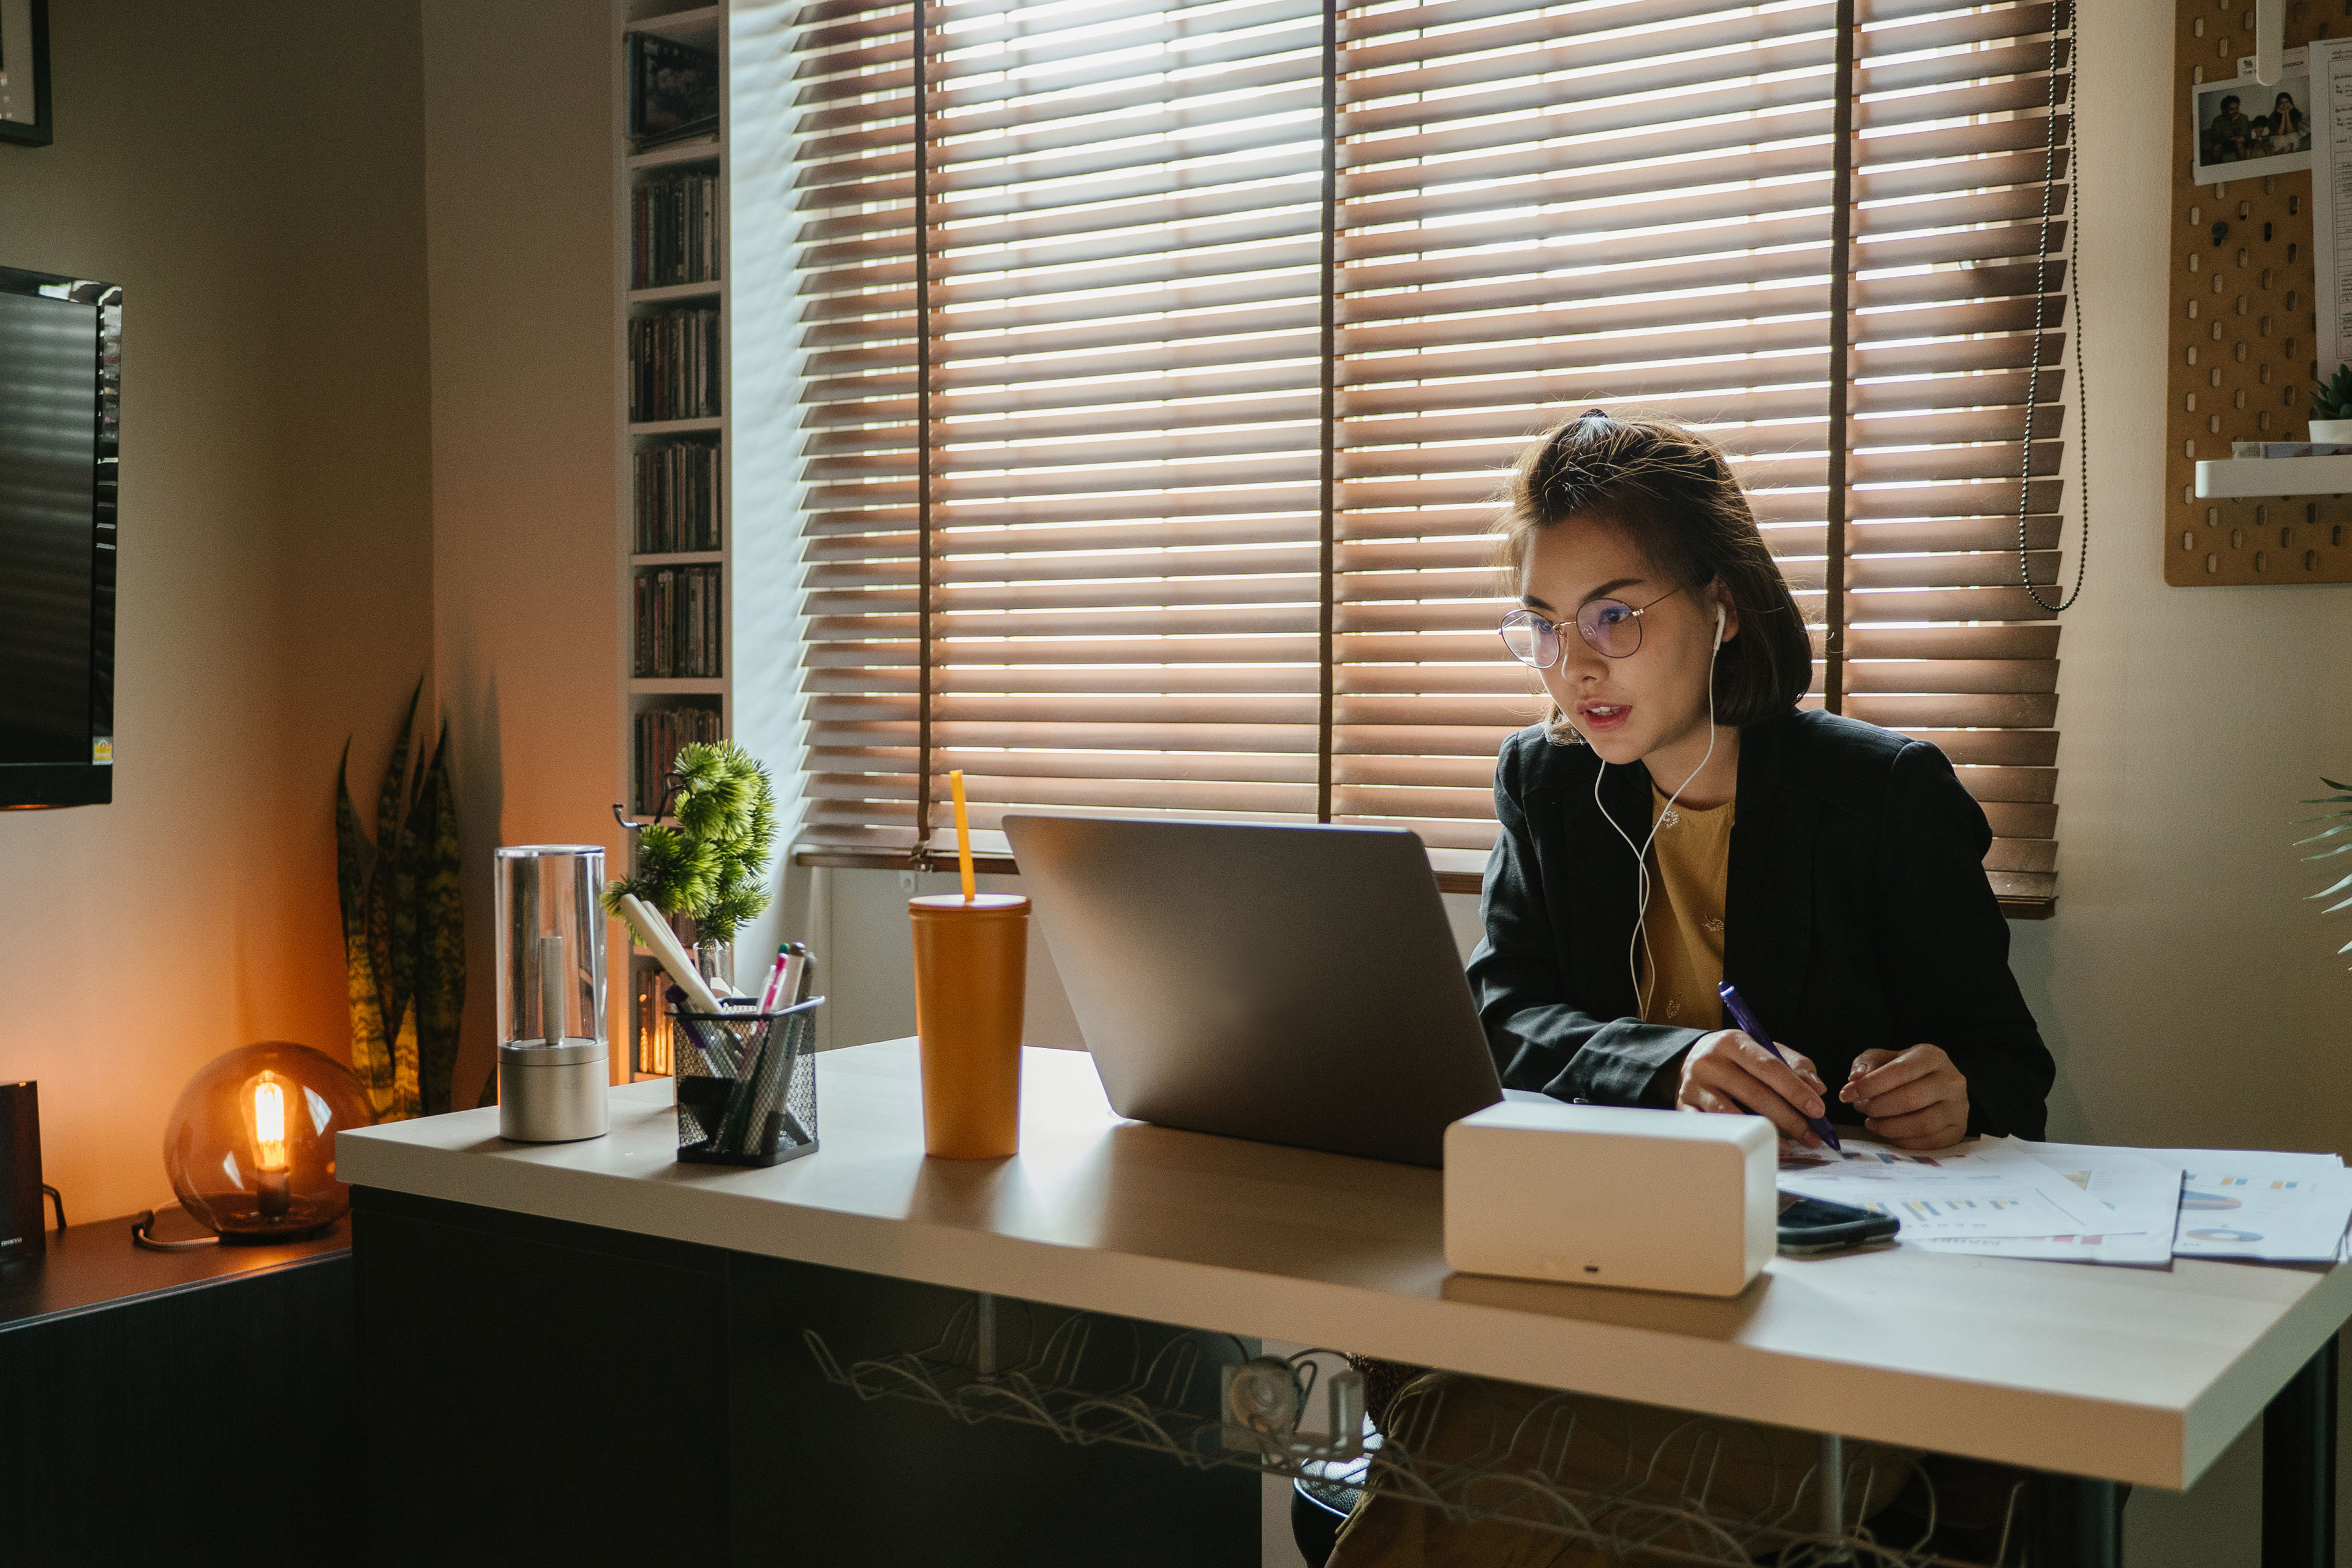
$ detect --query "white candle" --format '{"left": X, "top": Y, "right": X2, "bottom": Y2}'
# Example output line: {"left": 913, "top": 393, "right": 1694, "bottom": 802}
{"left": 540, "top": 933, "right": 567, "bottom": 1047}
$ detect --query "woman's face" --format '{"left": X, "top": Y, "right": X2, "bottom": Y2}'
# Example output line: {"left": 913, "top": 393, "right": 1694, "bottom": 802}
{"left": 1518, "top": 513, "right": 1736, "bottom": 767}
{"left": 2278, "top": 94, "right": 2297, "bottom": 116}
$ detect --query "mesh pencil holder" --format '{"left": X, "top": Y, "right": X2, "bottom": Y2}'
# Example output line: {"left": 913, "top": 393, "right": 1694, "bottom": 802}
{"left": 673, "top": 996, "right": 823, "bottom": 1167}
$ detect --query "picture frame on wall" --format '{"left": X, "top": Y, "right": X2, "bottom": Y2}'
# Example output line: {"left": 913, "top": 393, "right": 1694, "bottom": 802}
{"left": 2192, "top": 47, "right": 2314, "bottom": 184}
{"left": 0, "top": 0, "right": 50, "bottom": 149}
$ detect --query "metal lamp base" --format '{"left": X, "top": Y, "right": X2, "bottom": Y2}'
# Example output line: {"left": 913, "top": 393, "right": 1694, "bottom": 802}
{"left": 497, "top": 1041, "right": 610, "bottom": 1143}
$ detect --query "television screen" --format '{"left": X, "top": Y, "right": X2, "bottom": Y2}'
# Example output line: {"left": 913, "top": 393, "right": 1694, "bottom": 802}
{"left": 0, "top": 266, "right": 116, "bottom": 807}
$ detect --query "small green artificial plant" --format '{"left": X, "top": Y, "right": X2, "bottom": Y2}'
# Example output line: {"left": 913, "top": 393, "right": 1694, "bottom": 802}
{"left": 336, "top": 682, "right": 466, "bottom": 1121}
{"left": 2313, "top": 365, "right": 2352, "bottom": 423}
{"left": 2298, "top": 775, "right": 2352, "bottom": 969}
{"left": 606, "top": 741, "right": 777, "bottom": 949}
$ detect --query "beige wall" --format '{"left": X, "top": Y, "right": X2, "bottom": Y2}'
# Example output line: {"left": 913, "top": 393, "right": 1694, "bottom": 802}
{"left": 2008, "top": 0, "right": 2352, "bottom": 1163}
{"left": 420, "top": 0, "right": 622, "bottom": 1103}
{"left": 0, "top": 2, "right": 433, "bottom": 1223}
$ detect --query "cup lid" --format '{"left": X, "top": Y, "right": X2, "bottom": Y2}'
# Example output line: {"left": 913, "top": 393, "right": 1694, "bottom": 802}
{"left": 908, "top": 892, "right": 1029, "bottom": 913}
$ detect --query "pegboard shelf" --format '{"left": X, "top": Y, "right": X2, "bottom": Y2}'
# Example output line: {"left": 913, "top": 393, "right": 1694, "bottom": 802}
{"left": 2164, "top": 0, "right": 2352, "bottom": 585}
{"left": 2195, "top": 455, "right": 2352, "bottom": 496}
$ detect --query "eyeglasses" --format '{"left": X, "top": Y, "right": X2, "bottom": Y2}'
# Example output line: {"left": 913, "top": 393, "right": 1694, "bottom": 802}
{"left": 1498, "top": 582, "right": 1688, "bottom": 668}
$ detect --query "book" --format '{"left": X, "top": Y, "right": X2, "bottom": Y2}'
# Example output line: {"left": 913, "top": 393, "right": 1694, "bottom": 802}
{"left": 633, "top": 439, "right": 722, "bottom": 554}
{"left": 631, "top": 170, "right": 721, "bottom": 289}
{"left": 628, "top": 32, "right": 720, "bottom": 149}
{"left": 628, "top": 306, "right": 720, "bottom": 422}
{"left": 631, "top": 564, "right": 724, "bottom": 679}
{"left": 635, "top": 703, "right": 725, "bottom": 815}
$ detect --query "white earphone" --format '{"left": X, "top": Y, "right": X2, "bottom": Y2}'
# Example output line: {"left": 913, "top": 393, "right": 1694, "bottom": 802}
{"left": 1589, "top": 595, "right": 1727, "bottom": 1017}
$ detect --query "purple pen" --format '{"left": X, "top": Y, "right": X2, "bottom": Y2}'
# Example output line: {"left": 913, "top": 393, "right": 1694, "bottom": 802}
{"left": 1716, "top": 981, "right": 1841, "bottom": 1151}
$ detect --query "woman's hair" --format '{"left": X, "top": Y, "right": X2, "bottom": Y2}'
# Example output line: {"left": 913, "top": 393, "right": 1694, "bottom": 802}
{"left": 1498, "top": 408, "right": 1814, "bottom": 741}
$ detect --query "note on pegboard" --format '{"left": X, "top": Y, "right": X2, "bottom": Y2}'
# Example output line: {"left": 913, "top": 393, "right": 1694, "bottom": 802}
{"left": 2168, "top": 0, "right": 2352, "bottom": 584}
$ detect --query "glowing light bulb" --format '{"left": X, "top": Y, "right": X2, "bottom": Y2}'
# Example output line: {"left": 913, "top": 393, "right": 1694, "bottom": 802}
{"left": 254, "top": 1079, "right": 288, "bottom": 1171}
{"left": 251, "top": 1074, "right": 292, "bottom": 1219}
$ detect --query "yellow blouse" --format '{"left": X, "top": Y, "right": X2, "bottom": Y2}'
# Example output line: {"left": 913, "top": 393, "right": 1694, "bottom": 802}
{"left": 1637, "top": 784, "right": 1734, "bottom": 1030}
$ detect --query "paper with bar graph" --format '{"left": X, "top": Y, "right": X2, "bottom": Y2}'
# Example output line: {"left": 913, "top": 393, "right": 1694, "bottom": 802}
{"left": 1777, "top": 1137, "right": 2108, "bottom": 1240}
{"left": 1901, "top": 1143, "right": 2184, "bottom": 1265}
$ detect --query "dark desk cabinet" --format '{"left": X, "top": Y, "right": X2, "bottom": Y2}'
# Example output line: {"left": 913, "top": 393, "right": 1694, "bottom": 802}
{"left": 352, "top": 1186, "right": 1258, "bottom": 1568}
{"left": 0, "top": 1216, "right": 352, "bottom": 1567}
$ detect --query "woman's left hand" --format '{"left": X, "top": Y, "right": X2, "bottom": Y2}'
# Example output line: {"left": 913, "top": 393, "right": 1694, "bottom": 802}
{"left": 1840, "top": 1044, "right": 1969, "bottom": 1150}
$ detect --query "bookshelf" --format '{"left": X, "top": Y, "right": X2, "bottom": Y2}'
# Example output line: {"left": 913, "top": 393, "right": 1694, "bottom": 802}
{"left": 619, "top": 0, "right": 728, "bottom": 1077}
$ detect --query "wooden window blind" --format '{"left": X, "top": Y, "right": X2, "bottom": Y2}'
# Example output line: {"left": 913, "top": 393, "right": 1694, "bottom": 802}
{"left": 788, "top": 0, "right": 2069, "bottom": 909}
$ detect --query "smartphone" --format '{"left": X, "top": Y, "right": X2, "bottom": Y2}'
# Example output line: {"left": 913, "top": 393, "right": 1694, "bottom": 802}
{"left": 1777, "top": 1192, "right": 1900, "bottom": 1255}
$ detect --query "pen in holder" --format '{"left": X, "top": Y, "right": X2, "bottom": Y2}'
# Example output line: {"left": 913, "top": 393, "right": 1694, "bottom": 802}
{"left": 674, "top": 995, "right": 824, "bottom": 1167}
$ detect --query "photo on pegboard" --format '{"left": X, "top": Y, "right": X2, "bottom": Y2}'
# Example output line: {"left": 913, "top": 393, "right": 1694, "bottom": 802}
{"left": 2192, "top": 47, "right": 2314, "bottom": 182}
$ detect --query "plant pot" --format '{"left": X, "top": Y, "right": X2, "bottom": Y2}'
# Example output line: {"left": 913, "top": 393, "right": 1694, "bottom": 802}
{"left": 2310, "top": 419, "right": 2352, "bottom": 443}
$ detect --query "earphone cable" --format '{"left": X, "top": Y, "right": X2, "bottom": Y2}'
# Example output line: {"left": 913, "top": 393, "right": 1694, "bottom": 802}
{"left": 1592, "top": 616, "right": 1724, "bottom": 1019}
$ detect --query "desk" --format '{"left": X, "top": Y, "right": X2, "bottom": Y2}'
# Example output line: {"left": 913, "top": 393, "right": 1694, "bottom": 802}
{"left": 339, "top": 1041, "right": 2351, "bottom": 1566}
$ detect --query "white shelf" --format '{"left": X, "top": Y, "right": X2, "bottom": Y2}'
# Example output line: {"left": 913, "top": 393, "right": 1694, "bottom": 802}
{"left": 2195, "top": 456, "right": 2352, "bottom": 498}
{"left": 628, "top": 280, "right": 723, "bottom": 305}
{"left": 625, "top": 4, "right": 720, "bottom": 45}
{"left": 628, "top": 137, "right": 722, "bottom": 170}
{"left": 620, "top": 0, "right": 731, "bottom": 1072}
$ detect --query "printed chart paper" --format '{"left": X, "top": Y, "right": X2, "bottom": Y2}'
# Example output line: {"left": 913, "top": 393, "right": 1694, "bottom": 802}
{"left": 1903, "top": 1143, "right": 2182, "bottom": 1265}
{"left": 2310, "top": 37, "right": 2352, "bottom": 377}
{"left": 2145, "top": 1149, "right": 2352, "bottom": 1262}
{"left": 1777, "top": 1138, "right": 2106, "bottom": 1240}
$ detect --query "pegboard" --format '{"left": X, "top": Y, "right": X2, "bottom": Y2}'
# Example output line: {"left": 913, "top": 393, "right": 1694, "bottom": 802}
{"left": 2166, "top": 0, "right": 2352, "bottom": 584}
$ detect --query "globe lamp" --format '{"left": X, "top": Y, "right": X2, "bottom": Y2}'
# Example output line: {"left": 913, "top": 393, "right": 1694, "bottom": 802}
{"left": 157, "top": 1043, "right": 371, "bottom": 1243}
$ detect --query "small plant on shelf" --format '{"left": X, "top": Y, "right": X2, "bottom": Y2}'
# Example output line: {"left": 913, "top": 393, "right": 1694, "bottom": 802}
{"left": 607, "top": 740, "right": 777, "bottom": 953}
{"left": 2312, "top": 365, "right": 2352, "bottom": 432}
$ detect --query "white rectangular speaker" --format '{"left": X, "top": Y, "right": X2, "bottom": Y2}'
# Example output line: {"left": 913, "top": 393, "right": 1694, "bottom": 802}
{"left": 1443, "top": 1100, "right": 1776, "bottom": 1297}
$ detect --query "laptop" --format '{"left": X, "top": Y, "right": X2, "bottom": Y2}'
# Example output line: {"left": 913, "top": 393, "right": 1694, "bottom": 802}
{"left": 1002, "top": 814, "right": 1506, "bottom": 1167}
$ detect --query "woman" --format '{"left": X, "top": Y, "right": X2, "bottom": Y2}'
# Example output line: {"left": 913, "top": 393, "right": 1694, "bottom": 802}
{"left": 2266, "top": 91, "right": 2310, "bottom": 155}
{"left": 1326, "top": 410, "right": 2048, "bottom": 1568}
{"left": 1468, "top": 409, "right": 2051, "bottom": 1148}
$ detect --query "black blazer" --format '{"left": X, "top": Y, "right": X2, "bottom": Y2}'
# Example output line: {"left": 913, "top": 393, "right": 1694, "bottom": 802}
{"left": 1466, "top": 709, "right": 2053, "bottom": 1138}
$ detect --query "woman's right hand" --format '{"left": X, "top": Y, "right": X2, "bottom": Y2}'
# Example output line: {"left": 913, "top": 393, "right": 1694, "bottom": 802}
{"left": 1676, "top": 1030, "right": 1829, "bottom": 1148}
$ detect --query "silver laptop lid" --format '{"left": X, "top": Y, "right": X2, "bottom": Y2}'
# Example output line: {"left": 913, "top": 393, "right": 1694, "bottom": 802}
{"left": 1003, "top": 814, "right": 1502, "bottom": 1167}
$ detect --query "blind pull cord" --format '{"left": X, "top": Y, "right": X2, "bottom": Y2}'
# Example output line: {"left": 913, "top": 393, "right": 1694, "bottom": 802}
{"left": 2021, "top": 2, "right": 2091, "bottom": 614}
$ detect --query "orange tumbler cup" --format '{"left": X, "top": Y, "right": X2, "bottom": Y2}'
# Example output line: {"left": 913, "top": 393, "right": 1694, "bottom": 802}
{"left": 909, "top": 892, "right": 1028, "bottom": 1158}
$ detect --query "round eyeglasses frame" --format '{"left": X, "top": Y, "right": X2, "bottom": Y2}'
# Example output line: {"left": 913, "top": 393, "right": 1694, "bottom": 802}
{"left": 1498, "top": 581, "right": 1689, "bottom": 668}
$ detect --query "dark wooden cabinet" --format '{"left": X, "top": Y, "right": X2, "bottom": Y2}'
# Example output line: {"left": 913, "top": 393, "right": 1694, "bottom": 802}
{"left": 0, "top": 1216, "right": 352, "bottom": 1567}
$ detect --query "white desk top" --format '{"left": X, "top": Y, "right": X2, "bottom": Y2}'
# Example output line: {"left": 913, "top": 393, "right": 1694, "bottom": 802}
{"left": 337, "top": 1040, "right": 2352, "bottom": 1490}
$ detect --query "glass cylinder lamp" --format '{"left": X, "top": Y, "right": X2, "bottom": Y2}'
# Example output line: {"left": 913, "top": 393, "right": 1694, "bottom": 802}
{"left": 161, "top": 1043, "right": 370, "bottom": 1243}
{"left": 495, "top": 844, "right": 610, "bottom": 1142}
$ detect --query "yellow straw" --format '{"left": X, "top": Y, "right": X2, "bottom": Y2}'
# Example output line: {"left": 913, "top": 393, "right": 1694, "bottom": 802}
{"left": 949, "top": 768, "right": 976, "bottom": 902}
